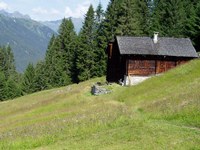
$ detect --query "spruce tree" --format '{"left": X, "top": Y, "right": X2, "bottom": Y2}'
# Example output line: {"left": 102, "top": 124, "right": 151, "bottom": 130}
{"left": 44, "top": 19, "right": 77, "bottom": 87}
{"left": 116, "top": 0, "right": 145, "bottom": 36}
{"left": 0, "top": 46, "right": 16, "bottom": 78}
{"left": 0, "top": 46, "right": 22, "bottom": 100}
{"left": 22, "top": 63, "right": 35, "bottom": 94}
{"left": 33, "top": 61, "right": 47, "bottom": 92}
{"left": 58, "top": 18, "right": 77, "bottom": 83}
{"left": 5, "top": 77, "right": 22, "bottom": 99}
{"left": 184, "top": 0, "right": 200, "bottom": 51}
{"left": 102, "top": 0, "right": 121, "bottom": 41}
{"left": 76, "top": 5, "right": 96, "bottom": 81}
{"left": 44, "top": 34, "right": 57, "bottom": 87}
{"left": 0, "top": 71, "right": 6, "bottom": 101}
{"left": 151, "top": 0, "right": 186, "bottom": 37}
{"left": 93, "top": 3, "right": 107, "bottom": 77}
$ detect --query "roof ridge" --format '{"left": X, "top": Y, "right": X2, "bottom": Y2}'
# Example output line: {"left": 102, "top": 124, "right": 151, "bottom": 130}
{"left": 116, "top": 36, "right": 150, "bottom": 38}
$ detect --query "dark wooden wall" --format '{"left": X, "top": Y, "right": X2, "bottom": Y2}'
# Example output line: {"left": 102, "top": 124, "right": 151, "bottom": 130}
{"left": 106, "top": 43, "right": 192, "bottom": 82}
{"left": 156, "top": 60, "right": 176, "bottom": 74}
{"left": 127, "top": 56, "right": 190, "bottom": 76}
{"left": 106, "top": 41, "right": 122, "bottom": 82}
{"left": 128, "top": 59, "right": 156, "bottom": 75}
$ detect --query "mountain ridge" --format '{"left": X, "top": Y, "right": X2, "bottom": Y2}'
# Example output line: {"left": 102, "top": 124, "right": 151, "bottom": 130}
{"left": 0, "top": 10, "right": 83, "bottom": 72}
{"left": 0, "top": 11, "right": 55, "bottom": 72}
{"left": 42, "top": 18, "right": 83, "bottom": 33}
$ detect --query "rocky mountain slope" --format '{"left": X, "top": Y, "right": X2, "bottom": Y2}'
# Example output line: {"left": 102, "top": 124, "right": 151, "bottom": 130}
{"left": 0, "top": 10, "right": 55, "bottom": 72}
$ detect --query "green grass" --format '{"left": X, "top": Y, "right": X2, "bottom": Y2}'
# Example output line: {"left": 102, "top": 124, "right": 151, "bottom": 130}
{"left": 0, "top": 59, "right": 200, "bottom": 150}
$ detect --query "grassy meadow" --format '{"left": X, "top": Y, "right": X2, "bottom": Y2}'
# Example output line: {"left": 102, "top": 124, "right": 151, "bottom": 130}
{"left": 0, "top": 59, "right": 200, "bottom": 149}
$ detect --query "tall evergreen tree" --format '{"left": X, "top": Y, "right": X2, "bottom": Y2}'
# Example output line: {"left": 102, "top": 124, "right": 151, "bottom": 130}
{"left": 93, "top": 3, "right": 107, "bottom": 77}
{"left": 102, "top": 0, "right": 122, "bottom": 41}
{"left": 5, "top": 77, "right": 22, "bottom": 99}
{"left": 151, "top": 0, "right": 186, "bottom": 37}
{"left": 58, "top": 18, "right": 77, "bottom": 83}
{"left": 44, "top": 34, "right": 57, "bottom": 87}
{"left": 0, "top": 71, "right": 6, "bottom": 101}
{"left": 76, "top": 5, "right": 96, "bottom": 81}
{"left": 184, "top": 0, "right": 200, "bottom": 51}
{"left": 0, "top": 46, "right": 16, "bottom": 78}
{"left": 22, "top": 63, "right": 35, "bottom": 94}
{"left": 33, "top": 61, "right": 47, "bottom": 92}
{"left": 0, "top": 46, "right": 22, "bottom": 100}
{"left": 116, "top": 0, "right": 143, "bottom": 35}
{"left": 44, "top": 18, "right": 77, "bottom": 87}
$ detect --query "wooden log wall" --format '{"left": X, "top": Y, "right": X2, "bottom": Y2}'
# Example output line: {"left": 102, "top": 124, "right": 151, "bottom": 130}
{"left": 156, "top": 60, "right": 176, "bottom": 74}
{"left": 128, "top": 59, "right": 156, "bottom": 76}
{"left": 127, "top": 58, "right": 189, "bottom": 76}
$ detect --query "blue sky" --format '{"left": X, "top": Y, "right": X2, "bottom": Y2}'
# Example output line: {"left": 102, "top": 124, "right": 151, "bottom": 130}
{"left": 0, "top": 0, "right": 109, "bottom": 21}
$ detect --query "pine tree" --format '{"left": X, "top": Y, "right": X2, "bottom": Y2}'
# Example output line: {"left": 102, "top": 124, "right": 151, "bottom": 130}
{"left": 93, "top": 3, "right": 107, "bottom": 77}
{"left": 44, "top": 19, "right": 77, "bottom": 87}
{"left": 137, "top": 0, "right": 151, "bottom": 35}
{"left": 22, "top": 63, "right": 35, "bottom": 94}
{"left": 44, "top": 34, "right": 57, "bottom": 87}
{"left": 102, "top": 0, "right": 122, "bottom": 41}
{"left": 76, "top": 5, "right": 96, "bottom": 81}
{"left": 151, "top": 0, "right": 186, "bottom": 37}
{"left": 0, "top": 46, "right": 16, "bottom": 78}
{"left": 116, "top": 0, "right": 145, "bottom": 35}
{"left": 33, "top": 61, "right": 47, "bottom": 92}
{"left": 0, "top": 46, "right": 22, "bottom": 100}
{"left": 0, "top": 71, "right": 6, "bottom": 101}
{"left": 184, "top": 0, "right": 200, "bottom": 51}
{"left": 5, "top": 77, "right": 22, "bottom": 99}
{"left": 58, "top": 18, "right": 77, "bottom": 83}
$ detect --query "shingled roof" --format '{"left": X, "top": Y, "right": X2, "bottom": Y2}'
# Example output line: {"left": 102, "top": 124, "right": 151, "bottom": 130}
{"left": 116, "top": 36, "right": 198, "bottom": 58}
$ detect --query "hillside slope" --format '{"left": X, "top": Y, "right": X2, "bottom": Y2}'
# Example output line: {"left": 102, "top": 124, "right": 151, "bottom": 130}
{"left": 0, "top": 11, "right": 55, "bottom": 72}
{"left": 0, "top": 59, "right": 199, "bottom": 149}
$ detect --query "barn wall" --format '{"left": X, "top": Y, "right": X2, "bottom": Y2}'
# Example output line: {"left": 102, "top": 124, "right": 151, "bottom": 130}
{"left": 126, "top": 56, "right": 157, "bottom": 76}
{"left": 126, "top": 56, "right": 191, "bottom": 76}
{"left": 106, "top": 41, "right": 122, "bottom": 82}
{"left": 156, "top": 60, "right": 176, "bottom": 74}
{"left": 128, "top": 59, "right": 156, "bottom": 76}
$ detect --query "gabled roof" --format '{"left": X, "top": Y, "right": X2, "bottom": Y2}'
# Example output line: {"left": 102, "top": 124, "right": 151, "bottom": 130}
{"left": 116, "top": 36, "right": 198, "bottom": 58}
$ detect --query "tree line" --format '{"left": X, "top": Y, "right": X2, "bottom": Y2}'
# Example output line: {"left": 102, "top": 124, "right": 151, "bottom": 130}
{"left": 0, "top": 0, "right": 199, "bottom": 101}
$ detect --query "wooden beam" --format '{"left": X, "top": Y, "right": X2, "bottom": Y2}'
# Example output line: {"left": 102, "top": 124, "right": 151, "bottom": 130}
{"left": 109, "top": 43, "right": 113, "bottom": 59}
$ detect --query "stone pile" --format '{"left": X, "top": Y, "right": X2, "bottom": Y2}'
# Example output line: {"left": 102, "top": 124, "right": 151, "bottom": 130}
{"left": 91, "top": 83, "right": 111, "bottom": 96}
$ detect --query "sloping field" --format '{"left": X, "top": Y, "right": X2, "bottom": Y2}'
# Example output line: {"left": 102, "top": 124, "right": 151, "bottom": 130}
{"left": 0, "top": 59, "right": 200, "bottom": 149}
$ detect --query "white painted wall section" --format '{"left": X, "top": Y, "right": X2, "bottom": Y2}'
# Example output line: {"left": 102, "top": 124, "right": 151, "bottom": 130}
{"left": 123, "top": 75, "right": 151, "bottom": 86}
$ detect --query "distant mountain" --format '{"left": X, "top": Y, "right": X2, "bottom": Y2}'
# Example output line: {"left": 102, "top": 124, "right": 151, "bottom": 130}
{"left": 0, "top": 10, "right": 31, "bottom": 19}
{"left": 0, "top": 11, "right": 55, "bottom": 72}
{"left": 42, "top": 18, "right": 83, "bottom": 33}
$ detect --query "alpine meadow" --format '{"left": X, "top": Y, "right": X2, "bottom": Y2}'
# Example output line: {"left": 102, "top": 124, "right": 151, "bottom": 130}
{"left": 0, "top": 0, "right": 200, "bottom": 149}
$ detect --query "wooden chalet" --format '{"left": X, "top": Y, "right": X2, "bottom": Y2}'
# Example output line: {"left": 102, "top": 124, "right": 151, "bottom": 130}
{"left": 106, "top": 34, "right": 198, "bottom": 85}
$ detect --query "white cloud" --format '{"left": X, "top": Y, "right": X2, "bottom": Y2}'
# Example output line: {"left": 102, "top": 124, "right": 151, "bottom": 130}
{"left": 64, "top": 1, "right": 91, "bottom": 18}
{"left": 32, "top": 7, "right": 48, "bottom": 14}
{"left": 32, "top": 7, "right": 61, "bottom": 15}
{"left": 0, "top": 1, "right": 8, "bottom": 10}
{"left": 32, "top": 7, "right": 62, "bottom": 20}
{"left": 51, "top": 9, "right": 60, "bottom": 15}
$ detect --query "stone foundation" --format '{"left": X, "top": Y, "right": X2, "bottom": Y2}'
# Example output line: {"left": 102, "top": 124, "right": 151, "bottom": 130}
{"left": 123, "top": 75, "right": 151, "bottom": 86}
